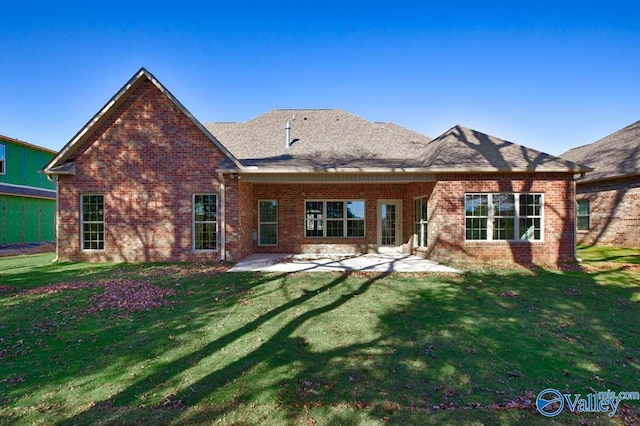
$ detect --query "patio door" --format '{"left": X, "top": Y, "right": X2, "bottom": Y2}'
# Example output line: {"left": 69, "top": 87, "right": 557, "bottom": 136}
{"left": 377, "top": 200, "right": 402, "bottom": 252}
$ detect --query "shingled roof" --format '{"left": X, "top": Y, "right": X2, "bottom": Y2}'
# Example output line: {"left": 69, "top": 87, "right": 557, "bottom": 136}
{"left": 421, "top": 125, "right": 588, "bottom": 172}
{"left": 560, "top": 120, "right": 640, "bottom": 182}
{"left": 205, "top": 109, "right": 431, "bottom": 170}
{"left": 205, "top": 110, "right": 587, "bottom": 173}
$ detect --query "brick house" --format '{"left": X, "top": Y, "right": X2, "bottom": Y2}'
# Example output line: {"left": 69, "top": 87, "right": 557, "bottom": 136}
{"left": 43, "top": 68, "right": 589, "bottom": 266}
{"left": 561, "top": 120, "right": 640, "bottom": 248}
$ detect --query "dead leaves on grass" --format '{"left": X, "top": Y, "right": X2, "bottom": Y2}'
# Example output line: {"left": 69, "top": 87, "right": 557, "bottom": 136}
{"left": 87, "top": 280, "right": 175, "bottom": 317}
{"left": 9, "top": 279, "right": 176, "bottom": 318}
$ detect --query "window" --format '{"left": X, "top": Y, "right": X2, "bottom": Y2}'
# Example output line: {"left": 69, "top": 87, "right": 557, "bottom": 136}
{"left": 465, "top": 194, "right": 488, "bottom": 240}
{"left": 194, "top": 194, "right": 217, "bottom": 251}
{"left": 493, "top": 194, "right": 515, "bottom": 240}
{"left": 577, "top": 199, "right": 590, "bottom": 231}
{"left": 82, "top": 194, "right": 104, "bottom": 250}
{"left": 305, "top": 200, "right": 365, "bottom": 238}
{"left": 519, "top": 194, "right": 542, "bottom": 240}
{"left": 413, "top": 197, "right": 428, "bottom": 247}
{"left": 259, "top": 200, "right": 278, "bottom": 245}
{"left": 0, "top": 144, "right": 5, "bottom": 175}
{"left": 465, "top": 193, "right": 543, "bottom": 241}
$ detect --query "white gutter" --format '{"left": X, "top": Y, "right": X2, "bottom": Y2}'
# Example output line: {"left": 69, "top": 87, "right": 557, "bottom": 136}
{"left": 218, "top": 171, "right": 226, "bottom": 261}
{"left": 216, "top": 166, "right": 591, "bottom": 174}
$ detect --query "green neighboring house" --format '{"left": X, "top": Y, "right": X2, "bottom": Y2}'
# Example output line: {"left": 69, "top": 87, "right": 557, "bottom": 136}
{"left": 0, "top": 134, "right": 56, "bottom": 246}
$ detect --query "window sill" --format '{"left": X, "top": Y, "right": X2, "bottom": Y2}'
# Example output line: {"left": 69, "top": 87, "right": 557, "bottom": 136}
{"left": 304, "top": 237, "right": 366, "bottom": 240}
{"left": 464, "top": 240, "right": 544, "bottom": 243}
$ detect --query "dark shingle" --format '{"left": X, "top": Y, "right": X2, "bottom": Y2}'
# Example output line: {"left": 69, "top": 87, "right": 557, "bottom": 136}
{"left": 206, "top": 111, "right": 587, "bottom": 173}
{"left": 560, "top": 120, "right": 640, "bottom": 182}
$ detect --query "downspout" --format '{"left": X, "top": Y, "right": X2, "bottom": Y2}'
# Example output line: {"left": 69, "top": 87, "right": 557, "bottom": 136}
{"left": 53, "top": 176, "right": 59, "bottom": 262}
{"left": 218, "top": 171, "right": 226, "bottom": 262}
{"left": 573, "top": 175, "right": 580, "bottom": 262}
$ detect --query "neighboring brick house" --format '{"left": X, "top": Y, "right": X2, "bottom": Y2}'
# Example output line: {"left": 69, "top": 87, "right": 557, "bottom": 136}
{"left": 0, "top": 134, "right": 56, "bottom": 245}
{"left": 561, "top": 120, "right": 640, "bottom": 248}
{"left": 43, "top": 68, "right": 589, "bottom": 266}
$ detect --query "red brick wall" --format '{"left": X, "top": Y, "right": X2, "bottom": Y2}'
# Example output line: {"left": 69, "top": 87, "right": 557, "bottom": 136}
{"left": 576, "top": 176, "right": 640, "bottom": 248}
{"left": 251, "top": 183, "right": 409, "bottom": 254}
{"left": 425, "top": 173, "right": 576, "bottom": 266}
{"left": 57, "top": 79, "right": 228, "bottom": 262}
{"left": 248, "top": 175, "right": 576, "bottom": 266}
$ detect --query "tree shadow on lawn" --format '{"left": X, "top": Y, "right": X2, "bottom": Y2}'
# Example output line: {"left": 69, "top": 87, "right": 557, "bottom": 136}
{"left": 1, "top": 265, "right": 283, "bottom": 420}
{"left": 53, "top": 265, "right": 640, "bottom": 425}
{"left": 261, "top": 268, "right": 640, "bottom": 424}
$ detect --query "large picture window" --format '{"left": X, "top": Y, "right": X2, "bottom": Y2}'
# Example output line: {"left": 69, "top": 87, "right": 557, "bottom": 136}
{"left": 82, "top": 194, "right": 104, "bottom": 250}
{"left": 194, "top": 194, "right": 217, "bottom": 251}
{"left": 577, "top": 199, "right": 590, "bottom": 231}
{"left": 305, "top": 200, "right": 365, "bottom": 238}
{"left": 259, "top": 200, "right": 278, "bottom": 245}
{"left": 465, "top": 193, "right": 543, "bottom": 241}
{"left": 413, "top": 197, "right": 428, "bottom": 247}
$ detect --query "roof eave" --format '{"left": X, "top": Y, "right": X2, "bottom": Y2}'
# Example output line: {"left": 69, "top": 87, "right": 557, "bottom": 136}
{"left": 0, "top": 134, "right": 57, "bottom": 155}
{"left": 44, "top": 68, "right": 245, "bottom": 175}
{"left": 576, "top": 171, "right": 640, "bottom": 184}
{"left": 217, "top": 166, "right": 587, "bottom": 174}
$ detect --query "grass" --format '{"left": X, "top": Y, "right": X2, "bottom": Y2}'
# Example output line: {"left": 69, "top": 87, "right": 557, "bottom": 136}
{"left": 0, "top": 248, "right": 639, "bottom": 425}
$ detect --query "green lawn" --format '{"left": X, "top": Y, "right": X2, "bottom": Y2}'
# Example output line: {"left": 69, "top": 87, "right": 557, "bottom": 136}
{"left": 1, "top": 248, "right": 639, "bottom": 425}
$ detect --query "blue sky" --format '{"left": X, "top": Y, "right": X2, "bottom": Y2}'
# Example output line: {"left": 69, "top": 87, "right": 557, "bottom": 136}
{"left": 1, "top": 1, "right": 638, "bottom": 155}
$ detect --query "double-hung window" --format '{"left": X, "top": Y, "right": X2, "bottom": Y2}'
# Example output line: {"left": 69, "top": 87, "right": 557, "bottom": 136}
{"left": 305, "top": 200, "right": 365, "bottom": 238}
{"left": 413, "top": 197, "right": 428, "bottom": 247}
{"left": 465, "top": 193, "right": 543, "bottom": 241}
{"left": 465, "top": 194, "right": 489, "bottom": 240}
{"left": 82, "top": 194, "right": 104, "bottom": 250}
{"left": 519, "top": 194, "right": 542, "bottom": 240}
{"left": 194, "top": 194, "right": 217, "bottom": 251}
{"left": 259, "top": 200, "right": 278, "bottom": 245}
{"left": 577, "top": 199, "right": 590, "bottom": 231}
{"left": 492, "top": 194, "right": 515, "bottom": 240}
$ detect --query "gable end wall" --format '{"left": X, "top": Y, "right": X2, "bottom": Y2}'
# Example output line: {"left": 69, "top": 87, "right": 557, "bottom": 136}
{"left": 57, "top": 79, "right": 229, "bottom": 262}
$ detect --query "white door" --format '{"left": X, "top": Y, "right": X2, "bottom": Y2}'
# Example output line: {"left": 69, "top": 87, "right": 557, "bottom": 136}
{"left": 377, "top": 200, "right": 402, "bottom": 252}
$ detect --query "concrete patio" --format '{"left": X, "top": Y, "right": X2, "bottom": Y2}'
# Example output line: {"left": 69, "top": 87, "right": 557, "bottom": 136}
{"left": 228, "top": 253, "right": 460, "bottom": 273}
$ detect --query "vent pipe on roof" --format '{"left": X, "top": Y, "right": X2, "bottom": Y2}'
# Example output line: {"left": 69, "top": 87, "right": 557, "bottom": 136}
{"left": 285, "top": 122, "right": 291, "bottom": 149}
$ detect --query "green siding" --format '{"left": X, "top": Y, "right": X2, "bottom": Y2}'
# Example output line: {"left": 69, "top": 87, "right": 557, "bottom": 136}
{"left": 0, "top": 138, "right": 56, "bottom": 245}
{"left": 0, "top": 195, "right": 56, "bottom": 245}
{"left": 0, "top": 138, "right": 55, "bottom": 190}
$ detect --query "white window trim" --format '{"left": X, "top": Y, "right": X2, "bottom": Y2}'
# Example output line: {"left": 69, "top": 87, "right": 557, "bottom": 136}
{"left": 465, "top": 193, "right": 544, "bottom": 242}
{"left": 193, "top": 193, "right": 218, "bottom": 252}
{"left": 304, "top": 199, "right": 366, "bottom": 238}
{"left": 576, "top": 199, "right": 590, "bottom": 232}
{"left": 81, "top": 193, "right": 105, "bottom": 251}
{"left": 258, "top": 200, "right": 278, "bottom": 246}
{"left": 413, "top": 196, "right": 428, "bottom": 248}
{"left": 0, "top": 144, "right": 5, "bottom": 175}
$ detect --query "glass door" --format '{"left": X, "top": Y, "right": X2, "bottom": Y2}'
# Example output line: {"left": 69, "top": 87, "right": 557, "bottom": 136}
{"left": 377, "top": 200, "right": 402, "bottom": 251}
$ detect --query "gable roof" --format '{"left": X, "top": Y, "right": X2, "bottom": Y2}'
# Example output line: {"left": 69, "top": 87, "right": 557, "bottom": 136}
{"left": 43, "top": 68, "right": 243, "bottom": 175}
{"left": 560, "top": 120, "right": 640, "bottom": 182}
{"left": 206, "top": 111, "right": 588, "bottom": 173}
